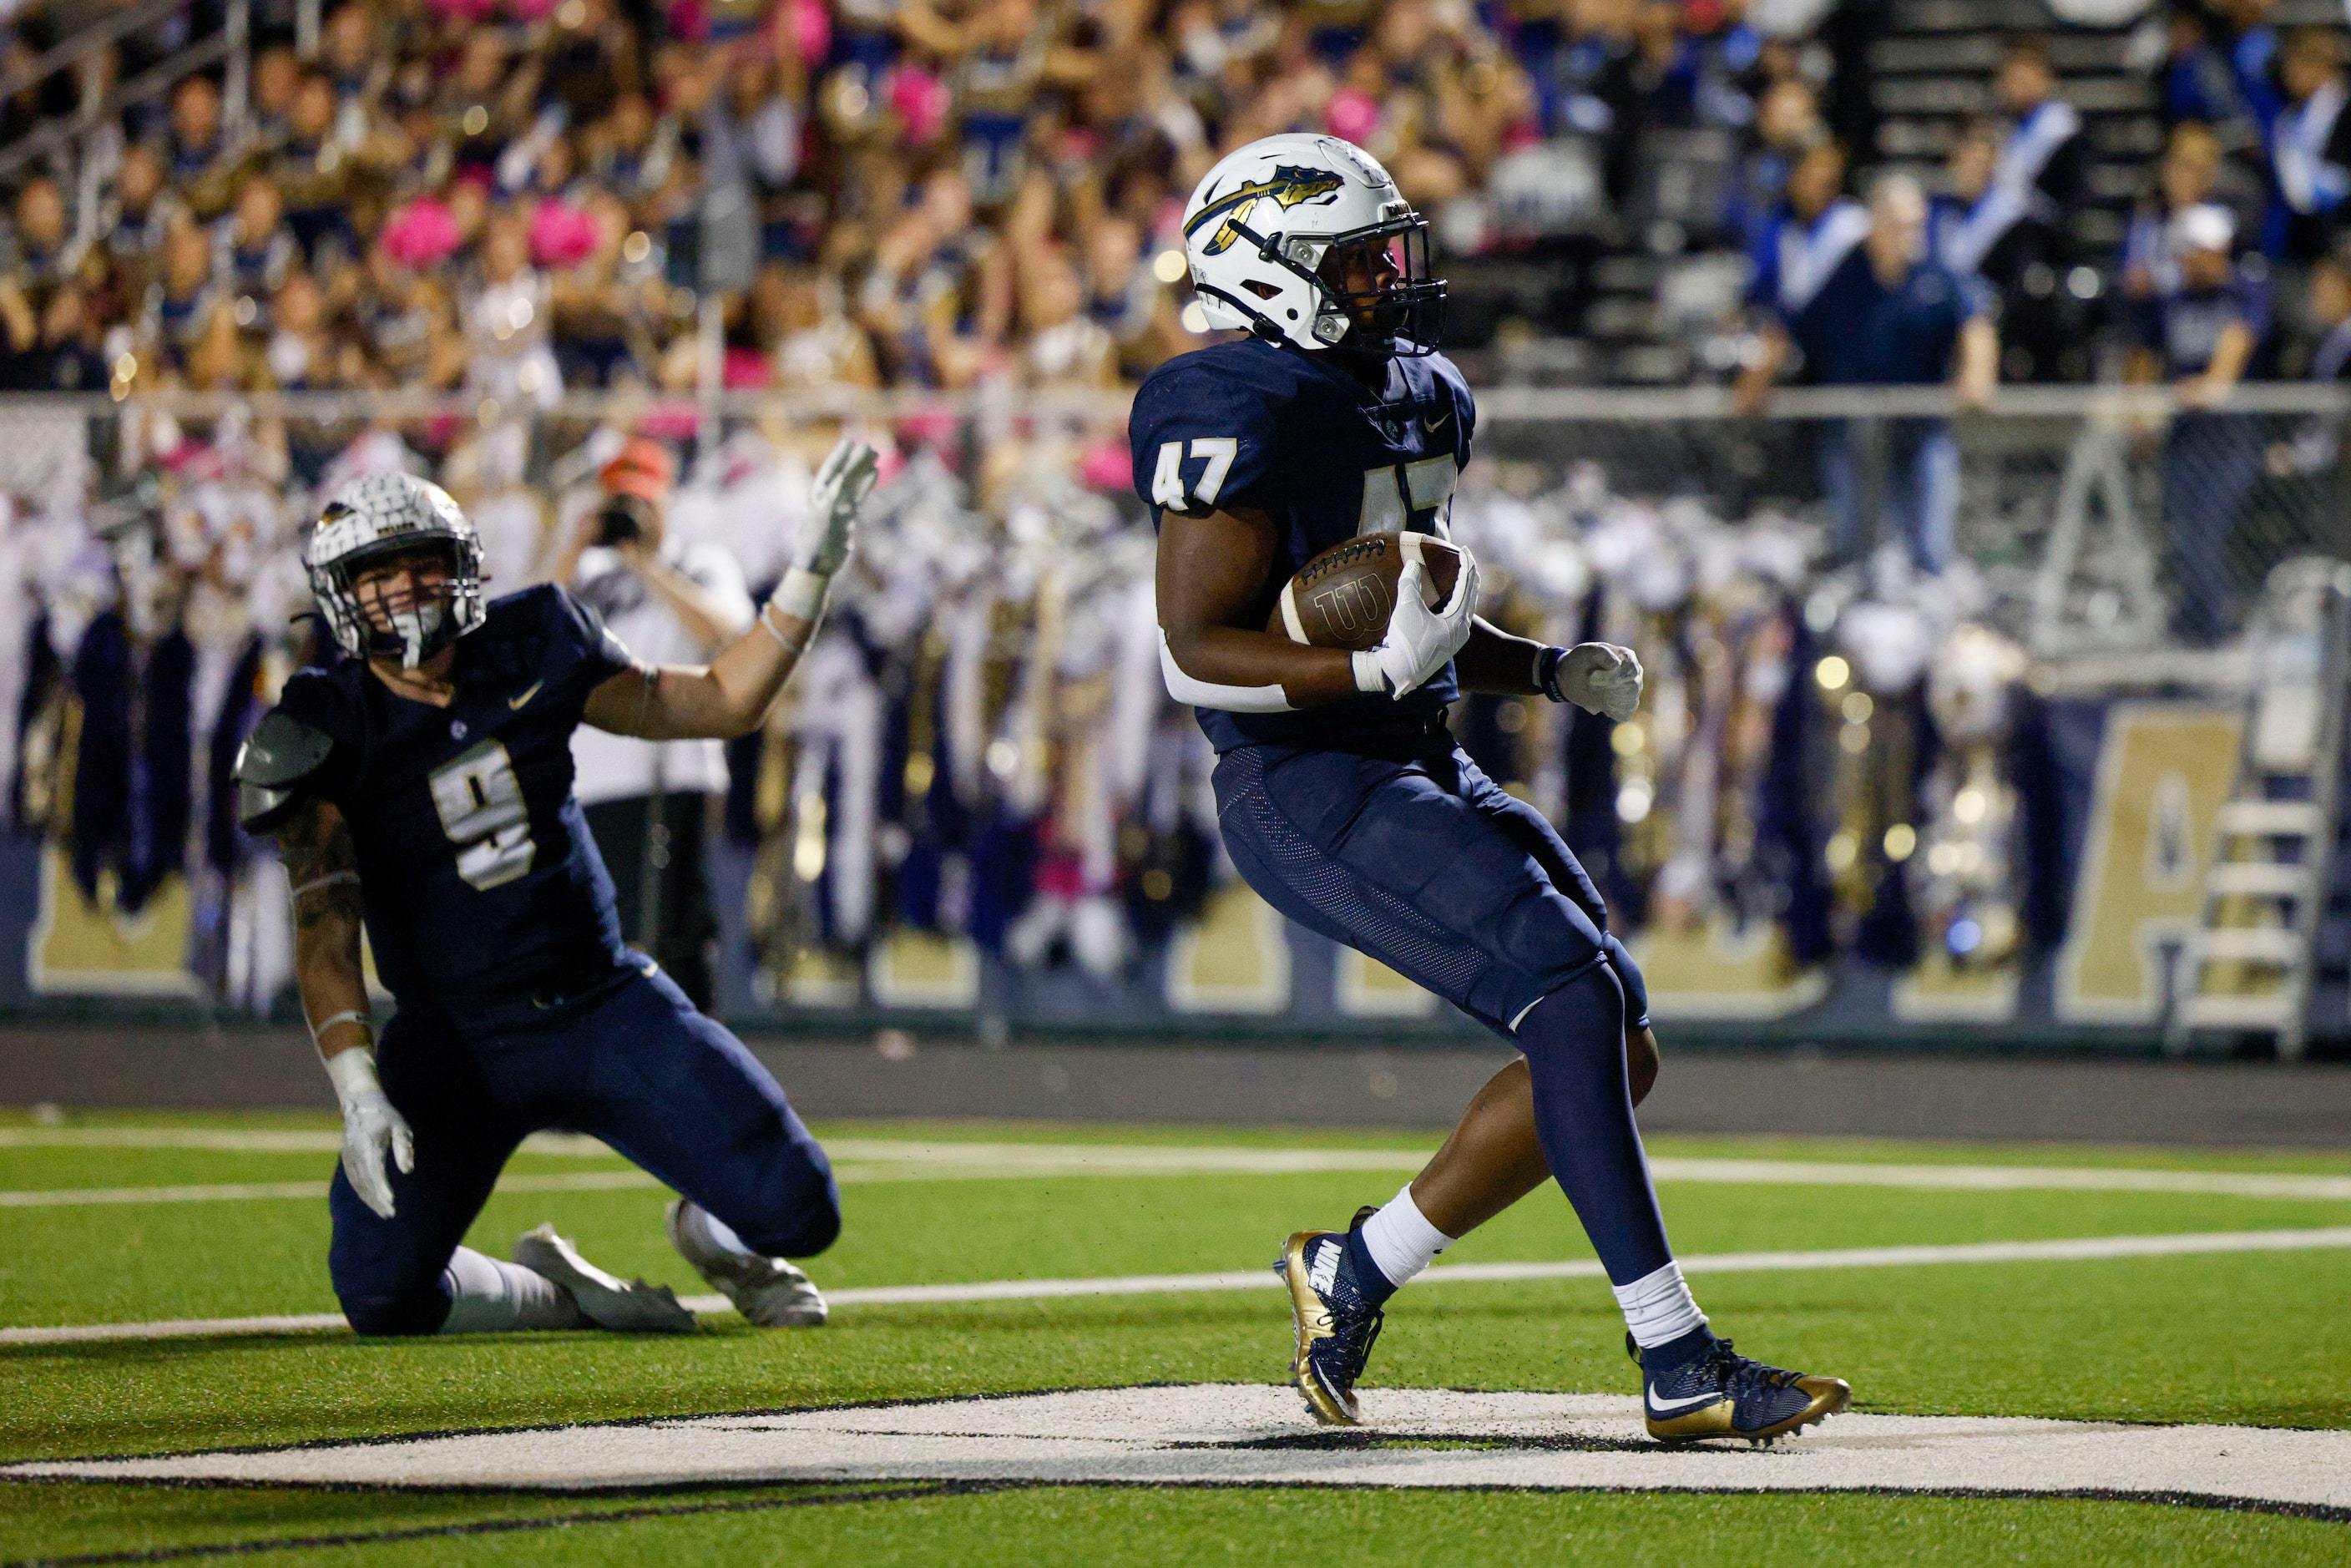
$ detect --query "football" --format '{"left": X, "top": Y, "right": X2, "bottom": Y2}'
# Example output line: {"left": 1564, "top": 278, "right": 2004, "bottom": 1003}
{"left": 1268, "top": 531, "right": 1466, "bottom": 650}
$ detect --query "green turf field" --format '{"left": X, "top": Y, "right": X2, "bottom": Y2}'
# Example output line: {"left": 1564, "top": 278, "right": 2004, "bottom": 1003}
{"left": 1, "top": 1108, "right": 2347, "bottom": 1565}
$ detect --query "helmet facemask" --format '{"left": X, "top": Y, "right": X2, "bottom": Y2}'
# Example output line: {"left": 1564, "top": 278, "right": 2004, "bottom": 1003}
{"left": 1303, "top": 215, "right": 1444, "bottom": 357}
{"left": 318, "top": 529, "right": 480, "bottom": 670}
{"left": 1202, "top": 207, "right": 1446, "bottom": 358}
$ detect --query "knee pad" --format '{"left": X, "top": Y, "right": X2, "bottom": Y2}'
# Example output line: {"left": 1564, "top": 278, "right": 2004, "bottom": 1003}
{"left": 1600, "top": 933, "right": 1649, "bottom": 1030}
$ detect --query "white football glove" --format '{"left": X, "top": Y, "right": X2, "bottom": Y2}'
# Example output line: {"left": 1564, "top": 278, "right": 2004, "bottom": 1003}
{"left": 772, "top": 435, "right": 880, "bottom": 620}
{"left": 1551, "top": 642, "right": 1645, "bottom": 721}
{"left": 1353, "top": 548, "right": 1481, "bottom": 700}
{"left": 323, "top": 1046, "right": 413, "bottom": 1221}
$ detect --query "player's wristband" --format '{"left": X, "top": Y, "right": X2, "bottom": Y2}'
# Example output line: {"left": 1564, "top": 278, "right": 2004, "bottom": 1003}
{"left": 1534, "top": 646, "right": 1570, "bottom": 704}
{"left": 318, "top": 1036, "right": 382, "bottom": 1102}
{"left": 771, "top": 567, "right": 832, "bottom": 623}
{"left": 1351, "top": 650, "right": 1387, "bottom": 695}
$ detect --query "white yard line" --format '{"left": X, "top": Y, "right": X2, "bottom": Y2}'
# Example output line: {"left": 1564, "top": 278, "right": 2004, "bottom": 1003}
{"left": 0, "top": 1129, "right": 612, "bottom": 1155}
{"left": 7, "top": 1226, "right": 2349, "bottom": 1346}
{"left": 6, "top": 1138, "right": 2351, "bottom": 1206}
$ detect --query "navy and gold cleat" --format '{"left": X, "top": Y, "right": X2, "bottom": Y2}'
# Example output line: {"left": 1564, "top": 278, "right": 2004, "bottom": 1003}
{"left": 1275, "top": 1208, "right": 1385, "bottom": 1425}
{"left": 1631, "top": 1332, "right": 1851, "bottom": 1445}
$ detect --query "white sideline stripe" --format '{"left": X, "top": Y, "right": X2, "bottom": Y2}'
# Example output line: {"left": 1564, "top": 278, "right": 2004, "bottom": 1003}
{"left": 7, "top": 1227, "right": 2349, "bottom": 1346}
{"left": 0, "top": 1128, "right": 614, "bottom": 1155}
{"left": 6, "top": 1141, "right": 2351, "bottom": 1206}
{"left": 0, "top": 1171, "right": 665, "bottom": 1207}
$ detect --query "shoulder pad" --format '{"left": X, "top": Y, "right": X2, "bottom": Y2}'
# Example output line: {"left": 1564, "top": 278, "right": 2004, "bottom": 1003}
{"left": 233, "top": 708, "right": 334, "bottom": 833}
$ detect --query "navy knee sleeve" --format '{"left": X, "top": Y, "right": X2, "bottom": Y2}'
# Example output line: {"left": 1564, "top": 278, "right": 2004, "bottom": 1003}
{"left": 1516, "top": 961, "right": 1674, "bottom": 1286}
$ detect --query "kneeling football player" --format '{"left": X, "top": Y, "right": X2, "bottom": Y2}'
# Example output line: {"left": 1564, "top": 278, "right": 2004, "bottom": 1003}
{"left": 1139, "top": 133, "right": 1850, "bottom": 1443}
{"left": 238, "top": 443, "right": 877, "bottom": 1335}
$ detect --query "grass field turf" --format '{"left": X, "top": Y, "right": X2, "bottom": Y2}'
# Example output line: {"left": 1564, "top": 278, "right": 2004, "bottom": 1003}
{"left": 2, "top": 1110, "right": 2347, "bottom": 1564}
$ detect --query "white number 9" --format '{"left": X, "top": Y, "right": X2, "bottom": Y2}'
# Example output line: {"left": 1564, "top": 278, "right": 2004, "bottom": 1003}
{"left": 427, "top": 741, "right": 536, "bottom": 891}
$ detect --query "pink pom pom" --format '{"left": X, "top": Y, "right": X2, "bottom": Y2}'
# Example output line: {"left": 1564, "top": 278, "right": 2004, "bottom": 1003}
{"left": 1078, "top": 440, "right": 1130, "bottom": 493}
{"left": 380, "top": 198, "right": 463, "bottom": 268}
{"left": 886, "top": 65, "right": 950, "bottom": 146}
{"left": 528, "top": 202, "right": 602, "bottom": 268}
{"left": 896, "top": 407, "right": 959, "bottom": 450}
{"left": 637, "top": 404, "right": 703, "bottom": 442}
{"left": 783, "top": 0, "right": 829, "bottom": 64}
{"left": 722, "top": 346, "right": 771, "bottom": 388}
{"left": 1324, "top": 88, "right": 1381, "bottom": 146}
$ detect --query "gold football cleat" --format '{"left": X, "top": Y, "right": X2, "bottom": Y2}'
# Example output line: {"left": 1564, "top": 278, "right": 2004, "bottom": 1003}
{"left": 1276, "top": 1219, "right": 1384, "bottom": 1426}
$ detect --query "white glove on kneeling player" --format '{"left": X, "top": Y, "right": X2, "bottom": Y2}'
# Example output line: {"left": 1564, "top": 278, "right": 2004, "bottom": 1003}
{"left": 771, "top": 435, "right": 881, "bottom": 622}
{"left": 1353, "top": 548, "right": 1481, "bottom": 700}
{"left": 324, "top": 1045, "right": 414, "bottom": 1221}
{"left": 1545, "top": 642, "right": 1644, "bottom": 721}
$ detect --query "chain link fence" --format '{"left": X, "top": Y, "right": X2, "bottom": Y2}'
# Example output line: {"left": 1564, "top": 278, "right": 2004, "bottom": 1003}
{"left": 3, "top": 384, "right": 2342, "bottom": 1045}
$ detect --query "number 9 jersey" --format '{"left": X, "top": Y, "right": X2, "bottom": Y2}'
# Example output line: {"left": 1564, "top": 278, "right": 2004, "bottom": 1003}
{"left": 1130, "top": 334, "right": 1477, "bottom": 754}
{"left": 259, "top": 584, "right": 641, "bottom": 1016}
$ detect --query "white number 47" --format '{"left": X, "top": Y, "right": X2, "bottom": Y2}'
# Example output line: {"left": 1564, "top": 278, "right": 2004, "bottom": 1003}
{"left": 1152, "top": 438, "right": 1238, "bottom": 513}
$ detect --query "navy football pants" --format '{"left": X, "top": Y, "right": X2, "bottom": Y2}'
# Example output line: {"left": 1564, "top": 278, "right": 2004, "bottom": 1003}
{"left": 329, "top": 966, "right": 839, "bottom": 1336}
{"left": 1213, "top": 742, "right": 1616, "bottom": 1032}
{"left": 1214, "top": 740, "right": 1673, "bottom": 1285}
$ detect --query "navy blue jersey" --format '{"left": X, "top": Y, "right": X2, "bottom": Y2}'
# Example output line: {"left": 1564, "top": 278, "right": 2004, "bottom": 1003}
{"left": 1787, "top": 248, "right": 1990, "bottom": 387}
{"left": 1131, "top": 336, "right": 1475, "bottom": 752}
{"left": 271, "top": 584, "right": 638, "bottom": 1014}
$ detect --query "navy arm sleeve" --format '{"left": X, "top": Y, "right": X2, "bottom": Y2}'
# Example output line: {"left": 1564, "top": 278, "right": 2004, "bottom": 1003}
{"left": 1130, "top": 360, "right": 1284, "bottom": 524}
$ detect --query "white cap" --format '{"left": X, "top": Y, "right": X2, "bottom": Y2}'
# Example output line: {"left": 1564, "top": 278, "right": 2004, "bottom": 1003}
{"left": 2168, "top": 203, "right": 2236, "bottom": 257}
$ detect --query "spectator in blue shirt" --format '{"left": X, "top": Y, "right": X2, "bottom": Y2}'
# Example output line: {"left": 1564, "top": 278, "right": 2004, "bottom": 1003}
{"left": 2216, "top": 0, "right": 2284, "bottom": 142}
{"left": 2133, "top": 202, "right": 2270, "bottom": 644}
{"left": 2268, "top": 27, "right": 2351, "bottom": 264}
{"left": 1742, "top": 138, "right": 1867, "bottom": 334}
{"left": 1737, "top": 172, "right": 1998, "bottom": 575}
{"left": 2162, "top": 2, "right": 2262, "bottom": 165}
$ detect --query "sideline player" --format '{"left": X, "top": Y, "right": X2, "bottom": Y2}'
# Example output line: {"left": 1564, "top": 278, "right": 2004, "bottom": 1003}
{"left": 1136, "top": 134, "right": 1850, "bottom": 1444}
{"left": 235, "top": 440, "right": 877, "bottom": 1335}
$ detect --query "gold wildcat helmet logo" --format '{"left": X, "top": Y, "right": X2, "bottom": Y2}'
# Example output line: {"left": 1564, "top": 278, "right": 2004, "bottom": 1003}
{"left": 1185, "top": 165, "right": 1348, "bottom": 256}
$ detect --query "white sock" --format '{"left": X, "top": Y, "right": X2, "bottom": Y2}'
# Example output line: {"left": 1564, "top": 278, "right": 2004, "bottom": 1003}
{"left": 1612, "top": 1260, "right": 1707, "bottom": 1349}
{"left": 1357, "top": 1183, "right": 1455, "bottom": 1288}
{"left": 439, "top": 1245, "right": 585, "bottom": 1333}
{"left": 692, "top": 1205, "right": 765, "bottom": 1261}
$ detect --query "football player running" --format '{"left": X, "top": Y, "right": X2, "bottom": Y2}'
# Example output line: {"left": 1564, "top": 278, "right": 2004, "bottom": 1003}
{"left": 237, "top": 439, "right": 877, "bottom": 1336}
{"left": 1136, "top": 134, "right": 1849, "bottom": 1444}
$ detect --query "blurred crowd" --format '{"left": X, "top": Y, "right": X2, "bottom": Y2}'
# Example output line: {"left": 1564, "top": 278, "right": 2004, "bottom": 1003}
{"left": 8, "top": 0, "right": 2351, "bottom": 1012}
{"left": 3, "top": 2, "right": 2351, "bottom": 398}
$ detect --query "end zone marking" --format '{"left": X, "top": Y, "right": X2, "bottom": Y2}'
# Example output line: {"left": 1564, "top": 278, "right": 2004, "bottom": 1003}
{"left": 6, "top": 1227, "right": 2349, "bottom": 1347}
{"left": 8, "top": 1386, "right": 2347, "bottom": 1517}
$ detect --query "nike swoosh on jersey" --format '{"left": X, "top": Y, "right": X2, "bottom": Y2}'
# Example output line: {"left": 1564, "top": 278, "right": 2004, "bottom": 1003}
{"left": 1422, "top": 409, "right": 1451, "bottom": 432}
{"left": 508, "top": 680, "right": 544, "bottom": 710}
{"left": 1646, "top": 1388, "right": 1730, "bottom": 1414}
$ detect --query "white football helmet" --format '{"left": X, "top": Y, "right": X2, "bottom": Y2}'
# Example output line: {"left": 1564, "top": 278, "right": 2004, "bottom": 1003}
{"left": 306, "top": 472, "right": 487, "bottom": 668}
{"left": 1182, "top": 133, "right": 1445, "bottom": 357}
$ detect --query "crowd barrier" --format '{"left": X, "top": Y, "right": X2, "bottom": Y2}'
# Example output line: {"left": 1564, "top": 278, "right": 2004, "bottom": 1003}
{"left": 2, "top": 382, "right": 2344, "bottom": 1056}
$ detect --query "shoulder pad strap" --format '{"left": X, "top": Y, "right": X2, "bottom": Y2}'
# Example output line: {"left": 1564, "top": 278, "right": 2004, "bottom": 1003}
{"left": 234, "top": 708, "right": 334, "bottom": 833}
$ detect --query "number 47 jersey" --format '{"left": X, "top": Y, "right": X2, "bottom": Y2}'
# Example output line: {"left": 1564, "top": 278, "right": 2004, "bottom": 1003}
{"left": 267, "top": 584, "right": 640, "bottom": 1017}
{"left": 1130, "top": 335, "right": 1477, "bottom": 755}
